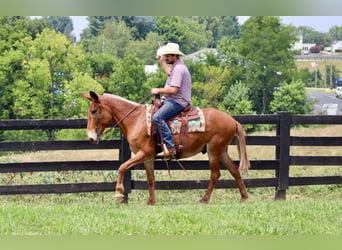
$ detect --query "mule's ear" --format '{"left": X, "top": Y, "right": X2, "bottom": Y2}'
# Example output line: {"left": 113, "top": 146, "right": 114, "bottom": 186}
{"left": 81, "top": 92, "right": 92, "bottom": 101}
{"left": 89, "top": 91, "right": 99, "bottom": 102}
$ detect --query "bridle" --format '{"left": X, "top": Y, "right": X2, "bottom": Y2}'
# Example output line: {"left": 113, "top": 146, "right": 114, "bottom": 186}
{"left": 92, "top": 93, "right": 152, "bottom": 138}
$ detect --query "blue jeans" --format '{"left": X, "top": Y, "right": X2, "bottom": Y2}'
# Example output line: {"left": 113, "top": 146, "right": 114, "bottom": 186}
{"left": 152, "top": 100, "right": 184, "bottom": 148}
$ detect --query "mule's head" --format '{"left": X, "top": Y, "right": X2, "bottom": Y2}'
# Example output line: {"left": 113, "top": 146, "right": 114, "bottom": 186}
{"left": 81, "top": 91, "right": 113, "bottom": 144}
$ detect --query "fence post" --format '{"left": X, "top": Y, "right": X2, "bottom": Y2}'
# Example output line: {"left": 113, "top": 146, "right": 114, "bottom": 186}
{"left": 120, "top": 133, "right": 132, "bottom": 203}
{"left": 275, "top": 112, "right": 291, "bottom": 200}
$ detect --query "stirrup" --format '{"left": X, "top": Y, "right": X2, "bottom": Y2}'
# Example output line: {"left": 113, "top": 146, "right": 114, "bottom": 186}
{"left": 156, "top": 144, "right": 176, "bottom": 159}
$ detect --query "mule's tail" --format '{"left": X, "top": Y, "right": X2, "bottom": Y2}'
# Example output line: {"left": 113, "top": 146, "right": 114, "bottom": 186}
{"left": 235, "top": 122, "right": 250, "bottom": 173}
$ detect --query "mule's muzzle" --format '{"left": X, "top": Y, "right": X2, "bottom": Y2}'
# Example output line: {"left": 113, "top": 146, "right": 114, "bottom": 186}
{"left": 87, "top": 130, "right": 101, "bottom": 144}
{"left": 89, "top": 137, "right": 100, "bottom": 144}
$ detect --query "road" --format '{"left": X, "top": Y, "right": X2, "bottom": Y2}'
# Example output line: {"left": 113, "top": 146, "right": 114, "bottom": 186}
{"left": 307, "top": 89, "right": 342, "bottom": 115}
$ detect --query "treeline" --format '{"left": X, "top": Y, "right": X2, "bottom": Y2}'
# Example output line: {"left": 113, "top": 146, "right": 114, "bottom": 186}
{"left": 1, "top": 16, "right": 340, "bottom": 141}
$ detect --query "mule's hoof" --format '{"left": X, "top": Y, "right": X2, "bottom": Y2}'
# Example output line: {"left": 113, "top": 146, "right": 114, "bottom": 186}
{"left": 240, "top": 197, "right": 248, "bottom": 203}
{"left": 147, "top": 199, "right": 155, "bottom": 205}
{"left": 114, "top": 193, "right": 125, "bottom": 204}
{"left": 198, "top": 199, "right": 209, "bottom": 204}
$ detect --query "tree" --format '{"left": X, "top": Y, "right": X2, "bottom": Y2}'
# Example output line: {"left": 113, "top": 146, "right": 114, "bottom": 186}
{"left": 191, "top": 65, "right": 231, "bottom": 109}
{"left": 112, "top": 16, "right": 154, "bottom": 40}
{"left": 217, "top": 35, "right": 245, "bottom": 84}
{"left": 239, "top": 16, "right": 297, "bottom": 114}
{"left": 0, "top": 16, "right": 28, "bottom": 54}
{"left": 81, "top": 16, "right": 154, "bottom": 41}
{"left": 295, "top": 26, "right": 327, "bottom": 45}
{"left": 154, "top": 16, "right": 209, "bottom": 54}
{"left": 188, "top": 16, "right": 240, "bottom": 48}
{"left": 85, "top": 53, "right": 118, "bottom": 80}
{"left": 270, "top": 80, "right": 313, "bottom": 114}
{"left": 126, "top": 32, "right": 164, "bottom": 64}
{"left": 328, "top": 25, "right": 342, "bottom": 41}
{"left": 85, "top": 16, "right": 113, "bottom": 37}
{"left": 109, "top": 53, "right": 148, "bottom": 101}
{"left": 0, "top": 17, "right": 33, "bottom": 119}
{"left": 101, "top": 21, "right": 133, "bottom": 58}
{"left": 222, "top": 82, "right": 254, "bottom": 115}
{"left": 42, "top": 16, "right": 75, "bottom": 41}
{"left": 8, "top": 28, "right": 102, "bottom": 120}
{"left": 81, "top": 21, "right": 133, "bottom": 58}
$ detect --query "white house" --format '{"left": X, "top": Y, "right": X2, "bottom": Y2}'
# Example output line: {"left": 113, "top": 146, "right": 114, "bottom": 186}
{"left": 332, "top": 41, "right": 342, "bottom": 52}
{"left": 292, "top": 33, "right": 316, "bottom": 54}
{"left": 184, "top": 48, "right": 218, "bottom": 62}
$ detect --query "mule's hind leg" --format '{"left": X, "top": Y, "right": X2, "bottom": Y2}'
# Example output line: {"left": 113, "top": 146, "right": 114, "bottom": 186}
{"left": 221, "top": 152, "right": 248, "bottom": 202}
{"left": 199, "top": 156, "right": 221, "bottom": 204}
{"left": 144, "top": 160, "right": 156, "bottom": 205}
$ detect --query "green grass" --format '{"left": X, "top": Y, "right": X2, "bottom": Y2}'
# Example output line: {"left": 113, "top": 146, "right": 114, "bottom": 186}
{"left": 0, "top": 185, "right": 341, "bottom": 235}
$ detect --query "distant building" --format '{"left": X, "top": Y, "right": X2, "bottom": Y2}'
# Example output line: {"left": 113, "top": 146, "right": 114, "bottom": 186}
{"left": 292, "top": 33, "right": 316, "bottom": 55}
{"left": 184, "top": 48, "right": 218, "bottom": 62}
{"left": 332, "top": 41, "right": 342, "bottom": 52}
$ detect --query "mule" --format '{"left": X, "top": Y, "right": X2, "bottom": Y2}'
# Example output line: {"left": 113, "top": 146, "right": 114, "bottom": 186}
{"left": 82, "top": 91, "right": 249, "bottom": 205}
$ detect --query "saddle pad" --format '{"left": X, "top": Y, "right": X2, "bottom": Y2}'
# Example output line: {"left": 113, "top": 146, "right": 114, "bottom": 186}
{"left": 146, "top": 104, "right": 205, "bottom": 136}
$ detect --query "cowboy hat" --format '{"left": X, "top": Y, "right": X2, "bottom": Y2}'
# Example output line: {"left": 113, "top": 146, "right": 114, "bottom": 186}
{"left": 157, "top": 42, "right": 185, "bottom": 56}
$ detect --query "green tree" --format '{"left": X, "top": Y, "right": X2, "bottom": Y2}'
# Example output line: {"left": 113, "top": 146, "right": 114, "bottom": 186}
{"left": 112, "top": 16, "right": 154, "bottom": 40}
{"left": 154, "top": 16, "right": 209, "bottom": 54}
{"left": 328, "top": 25, "right": 342, "bottom": 41}
{"left": 143, "top": 67, "right": 168, "bottom": 94}
{"left": 85, "top": 53, "right": 118, "bottom": 80}
{"left": 85, "top": 16, "right": 113, "bottom": 37}
{"left": 0, "top": 17, "right": 32, "bottom": 119}
{"left": 222, "top": 82, "right": 254, "bottom": 115}
{"left": 239, "top": 16, "right": 297, "bottom": 114}
{"left": 101, "top": 21, "right": 133, "bottom": 58}
{"left": 126, "top": 32, "right": 164, "bottom": 64}
{"left": 191, "top": 65, "right": 231, "bottom": 109}
{"left": 81, "top": 21, "right": 133, "bottom": 58}
{"left": 6, "top": 28, "right": 102, "bottom": 121}
{"left": 27, "top": 29, "right": 103, "bottom": 119}
{"left": 183, "top": 16, "right": 241, "bottom": 48}
{"left": 43, "top": 16, "right": 75, "bottom": 41}
{"left": 295, "top": 26, "right": 327, "bottom": 45}
{"left": 0, "top": 16, "right": 28, "bottom": 54}
{"left": 109, "top": 53, "right": 148, "bottom": 101}
{"left": 217, "top": 36, "right": 245, "bottom": 85}
{"left": 81, "top": 16, "right": 154, "bottom": 41}
{"left": 270, "top": 80, "right": 313, "bottom": 114}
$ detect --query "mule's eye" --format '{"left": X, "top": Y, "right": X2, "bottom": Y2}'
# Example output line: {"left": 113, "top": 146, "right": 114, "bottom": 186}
{"left": 91, "top": 110, "right": 97, "bottom": 115}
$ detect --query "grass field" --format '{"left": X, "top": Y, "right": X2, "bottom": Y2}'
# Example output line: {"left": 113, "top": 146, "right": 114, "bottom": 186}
{"left": 0, "top": 124, "right": 341, "bottom": 236}
{"left": 0, "top": 194, "right": 341, "bottom": 235}
{"left": 295, "top": 59, "right": 342, "bottom": 88}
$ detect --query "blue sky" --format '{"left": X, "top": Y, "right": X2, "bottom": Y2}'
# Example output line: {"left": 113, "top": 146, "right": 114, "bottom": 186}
{"left": 71, "top": 16, "right": 342, "bottom": 40}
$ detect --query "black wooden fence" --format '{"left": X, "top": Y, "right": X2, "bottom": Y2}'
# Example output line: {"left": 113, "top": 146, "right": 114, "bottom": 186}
{"left": 0, "top": 112, "right": 341, "bottom": 200}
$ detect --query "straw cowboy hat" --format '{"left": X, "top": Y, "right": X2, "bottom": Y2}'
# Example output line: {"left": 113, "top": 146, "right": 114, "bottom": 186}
{"left": 156, "top": 42, "right": 185, "bottom": 56}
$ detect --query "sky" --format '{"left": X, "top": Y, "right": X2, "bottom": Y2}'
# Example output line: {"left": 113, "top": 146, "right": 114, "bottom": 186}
{"left": 71, "top": 16, "right": 342, "bottom": 41}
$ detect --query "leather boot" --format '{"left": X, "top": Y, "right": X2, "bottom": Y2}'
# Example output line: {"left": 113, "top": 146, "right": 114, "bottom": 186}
{"left": 157, "top": 144, "right": 177, "bottom": 159}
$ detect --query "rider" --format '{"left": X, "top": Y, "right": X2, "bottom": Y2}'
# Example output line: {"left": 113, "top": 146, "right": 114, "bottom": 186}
{"left": 151, "top": 42, "right": 192, "bottom": 159}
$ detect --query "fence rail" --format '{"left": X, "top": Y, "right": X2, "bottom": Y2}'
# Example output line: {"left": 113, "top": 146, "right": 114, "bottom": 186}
{"left": 0, "top": 113, "right": 341, "bottom": 200}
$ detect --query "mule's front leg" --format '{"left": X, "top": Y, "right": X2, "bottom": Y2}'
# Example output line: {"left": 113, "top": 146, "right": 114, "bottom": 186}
{"left": 114, "top": 152, "right": 146, "bottom": 204}
{"left": 114, "top": 169, "right": 126, "bottom": 204}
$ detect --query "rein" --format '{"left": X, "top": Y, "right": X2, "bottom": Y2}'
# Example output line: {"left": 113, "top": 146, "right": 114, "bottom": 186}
{"left": 102, "top": 93, "right": 152, "bottom": 136}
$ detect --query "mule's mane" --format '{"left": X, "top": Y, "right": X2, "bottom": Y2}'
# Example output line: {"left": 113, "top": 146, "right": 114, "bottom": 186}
{"left": 102, "top": 93, "right": 140, "bottom": 106}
